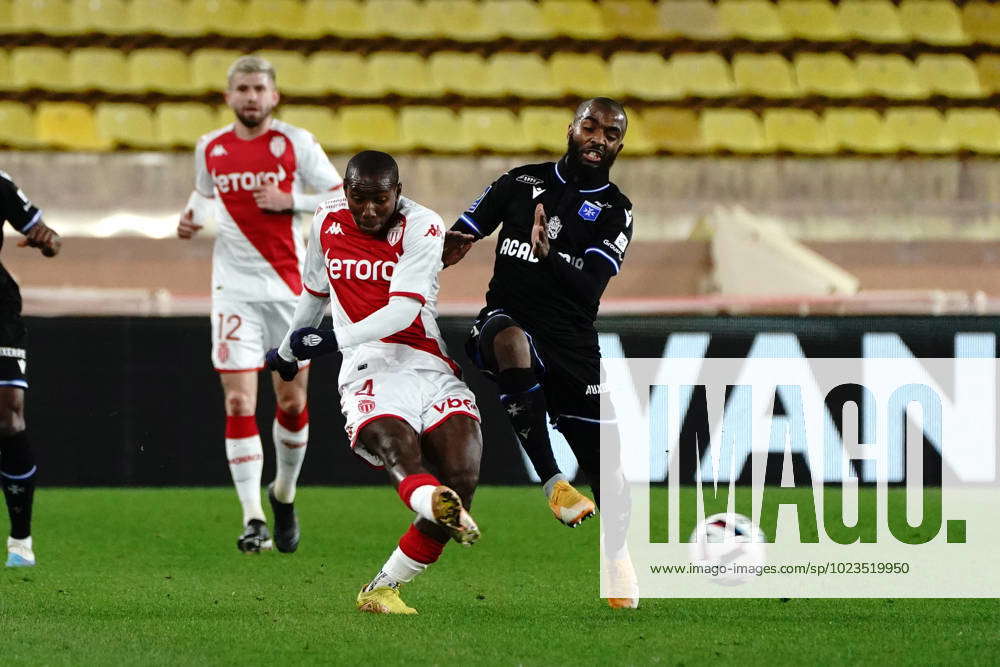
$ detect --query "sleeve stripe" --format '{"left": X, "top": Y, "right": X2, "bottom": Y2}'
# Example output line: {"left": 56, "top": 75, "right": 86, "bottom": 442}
{"left": 303, "top": 284, "right": 330, "bottom": 298}
{"left": 329, "top": 183, "right": 344, "bottom": 191}
{"left": 584, "top": 247, "right": 620, "bottom": 275}
{"left": 20, "top": 209, "right": 41, "bottom": 233}
{"left": 389, "top": 291, "right": 427, "bottom": 305}
{"left": 458, "top": 214, "right": 482, "bottom": 236}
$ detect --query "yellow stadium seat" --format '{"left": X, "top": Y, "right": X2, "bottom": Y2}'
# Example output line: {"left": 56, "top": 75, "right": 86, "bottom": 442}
{"left": 976, "top": 55, "right": 1000, "bottom": 95}
{"left": 763, "top": 108, "right": 836, "bottom": 154}
{"left": 128, "top": 0, "right": 195, "bottom": 36}
{"left": 898, "top": 0, "right": 970, "bottom": 46}
{"left": 369, "top": 52, "right": 441, "bottom": 98}
{"left": 244, "top": 0, "right": 316, "bottom": 38}
{"left": 36, "top": 102, "right": 109, "bottom": 150}
{"left": 838, "top": 0, "right": 907, "bottom": 43}
{"left": 155, "top": 103, "right": 219, "bottom": 147}
{"left": 426, "top": 0, "right": 500, "bottom": 41}
{"left": 69, "top": 47, "right": 132, "bottom": 93}
{"left": 602, "top": 0, "right": 665, "bottom": 40}
{"left": 10, "top": 47, "right": 72, "bottom": 91}
{"left": 400, "top": 106, "right": 470, "bottom": 152}
{"left": 12, "top": 0, "right": 74, "bottom": 35}
{"left": 128, "top": 49, "right": 193, "bottom": 95}
{"left": 366, "top": 0, "right": 436, "bottom": 39}
{"left": 659, "top": 0, "right": 731, "bottom": 40}
{"left": 701, "top": 109, "right": 770, "bottom": 153}
{"left": 309, "top": 52, "right": 384, "bottom": 97}
{"left": 488, "top": 53, "right": 560, "bottom": 99}
{"left": 253, "top": 50, "right": 314, "bottom": 96}
{"left": 0, "top": 50, "right": 9, "bottom": 89}
{"left": 0, "top": 1, "right": 13, "bottom": 34}
{"left": 95, "top": 103, "right": 160, "bottom": 149}
{"left": 428, "top": 52, "right": 503, "bottom": 98}
{"left": 609, "top": 52, "right": 679, "bottom": 101}
{"left": 540, "top": 0, "right": 611, "bottom": 40}
{"left": 824, "top": 108, "right": 898, "bottom": 153}
{"left": 793, "top": 53, "right": 862, "bottom": 98}
{"left": 884, "top": 107, "right": 954, "bottom": 153}
{"left": 915, "top": 54, "right": 984, "bottom": 99}
{"left": 732, "top": 53, "right": 798, "bottom": 98}
{"left": 279, "top": 105, "right": 348, "bottom": 152}
{"left": 482, "top": 0, "right": 554, "bottom": 40}
{"left": 339, "top": 105, "right": 405, "bottom": 152}
{"left": 187, "top": 0, "right": 257, "bottom": 37}
{"left": 945, "top": 109, "right": 1000, "bottom": 154}
{"left": 461, "top": 108, "right": 531, "bottom": 153}
{"left": 303, "top": 0, "right": 372, "bottom": 39}
{"left": 549, "top": 53, "right": 618, "bottom": 98}
{"left": 0, "top": 102, "right": 36, "bottom": 148}
{"left": 856, "top": 54, "right": 928, "bottom": 99}
{"left": 70, "top": 0, "right": 131, "bottom": 34}
{"left": 671, "top": 53, "right": 736, "bottom": 98}
{"left": 642, "top": 108, "right": 705, "bottom": 154}
{"left": 777, "top": 0, "right": 848, "bottom": 41}
{"left": 617, "top": 107, "right": 655, "bottom": 156}
{"left": 190, "top": 49, "right": 243, "bottom": 93}
{"left": 521, "top": 107, "right": 572, "bottom": 153}
{"left": 962, "top": 1, "right": 1000, "bottom": 46}
{"left": 214, "top": 104, "right": 234, "bottom": 128}
{"left": 717, "top": 0, "right": 788, "bottom": 41}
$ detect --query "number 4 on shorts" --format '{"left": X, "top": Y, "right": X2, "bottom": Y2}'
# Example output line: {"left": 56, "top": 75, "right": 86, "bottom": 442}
{"left": 355, "top": 379, "right": 374, "bottom": 396}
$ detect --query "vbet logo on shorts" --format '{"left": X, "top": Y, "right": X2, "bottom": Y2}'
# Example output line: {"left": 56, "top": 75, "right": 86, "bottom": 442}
{"left": 598, "top": 353, "right": 1000, "bottom": 598}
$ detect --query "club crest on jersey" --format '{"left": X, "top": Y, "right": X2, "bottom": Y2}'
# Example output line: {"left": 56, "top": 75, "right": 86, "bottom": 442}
{"left": 578, "top": 201, "right": 601, "bottom": 222}
{"left": 387, "top": 224, "right": 403, "bottom": 246}
{"left": 358, "top": 399, "right": 376, "bottom": 415}
{"left": 614, "top": 231, "right": 629, "bottom": 252}
{"left": 516, "top": 174, "right": 544, "bottom": 186}
{"left": 269, "top": 135, "right": 287, "bottom": 158}
{"left": 546, "top": 215, "right": 562, "bottom": 240}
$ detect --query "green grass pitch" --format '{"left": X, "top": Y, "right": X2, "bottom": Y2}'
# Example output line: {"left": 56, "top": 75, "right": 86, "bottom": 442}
{"left": 1, "top": 486, "right": 998, "bottom": 665}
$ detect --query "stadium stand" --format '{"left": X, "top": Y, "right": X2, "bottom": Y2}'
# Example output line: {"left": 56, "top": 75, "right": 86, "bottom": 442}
{"left": 0, "top": 101, "right": 36, "bottom": 148}
{"left": 701, "top": 109, "right": 771, "bottom": 153}
{"left": 717, "top": 0, "right": 788, "bottom": 41}
{"left": 824, "top": 107, "right": 899, "bottom": 154}
{"left": 35, "top": 101, "right": 108, "bottom": 150}
{"left": 732, "top": 53, "right": 798, "bottom": 98}
{"left": 95, "top": 102, "right": 160, "bottom": 149}
{"left": 776, "top": 0, "right": 848, "bottom": 41}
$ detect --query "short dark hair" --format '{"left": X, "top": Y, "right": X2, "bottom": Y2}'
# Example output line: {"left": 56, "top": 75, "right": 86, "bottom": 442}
{"left": 574, "top": 97, "right": 628, "bottom": 132}
{"left": 345, "top": 150, "right": 399, "bottom": 185}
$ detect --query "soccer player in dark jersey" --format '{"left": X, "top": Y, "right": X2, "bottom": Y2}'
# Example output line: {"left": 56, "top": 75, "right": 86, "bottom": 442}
{"left": 0, "top": 171, "right": 62, "bottom": 567}
{"left": 446, "top": 97, "right": 633, "bottom": 523}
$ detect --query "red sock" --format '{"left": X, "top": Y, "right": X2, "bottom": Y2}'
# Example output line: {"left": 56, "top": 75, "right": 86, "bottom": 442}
{"left": 276, "top": 405, "right": 308, "bottom": 432}
{"left": 225, "top": 415, "right": 258, "bottom": 438}
{"left": 397, "top": 472, "right": 440, "bottom": 510}
{"left": 398, "top": 524, "right": 446, "bottom": 564}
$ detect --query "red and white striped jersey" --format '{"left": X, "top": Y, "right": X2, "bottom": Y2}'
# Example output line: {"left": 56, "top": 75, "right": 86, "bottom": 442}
{"left": 194, "top": 119, "right": 342, "bottom": 302}
{"left": 303, "top": 195, "right": 458, "bottom": 387}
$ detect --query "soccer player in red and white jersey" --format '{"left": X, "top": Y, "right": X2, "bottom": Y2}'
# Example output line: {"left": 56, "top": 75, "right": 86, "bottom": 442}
{"left": 177, "top": 55, "right": 343, "bottom": 554}
{"left": 265, "top": 151, "right": 482, "bottom": 614}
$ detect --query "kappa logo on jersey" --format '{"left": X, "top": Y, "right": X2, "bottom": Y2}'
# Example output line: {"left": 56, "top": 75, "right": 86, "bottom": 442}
{"left": 387, "top": 224, "right": 403, "bottom": 245}
{"left": 466, "top": 185, "right": 491, "bottom": 213}
{"left": 498, "top": 237, "right": 539, "bottom": 263}
{"left": 546, "top": 215, "right": 562, "bottom": 240}
{"left": 210, "top": 144, "right": 228, "bottom": 157}
{"left": 357, "top": 399, "right": 376, "bottom": 414}
{"left": 614, "top": 231, "right": 629, "bottom": 252}
{"left": 578, "top": 201, "right": 601, "bottom": 222}
{"left": 432, "top": 397, "right": 478, "bottom": 413}
{"left": 269, "top": 136, "right": 287, "bottom": 157}
{"left": 424, "top": 224, "right": 442, "bottom": 237}
{"left": 324, "top": 249, "right": 396, "bottom": 280}
{"left": 212, "top": 164, "right": 287, "bottom": 193}
{"left": 516, "top": 174, "right": 544, "bottom": 186}
{"left": 325, "top": 220, "right": 344, "bottom": 235}
{"left": 532, "top": 186, "right": 545, "bottom": 199}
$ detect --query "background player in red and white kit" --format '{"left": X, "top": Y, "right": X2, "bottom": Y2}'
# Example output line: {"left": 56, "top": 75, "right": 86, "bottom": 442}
{"left": 265, "top": 151, "right": 482, "bottom": 615}
{"left": 177, "top": 55, "right": 343, "bottom": 554}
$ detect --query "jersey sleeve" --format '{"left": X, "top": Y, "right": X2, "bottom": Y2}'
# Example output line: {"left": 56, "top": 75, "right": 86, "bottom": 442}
{"left": 389, "top": 212, "right": 445, "bottom": 305}
{"left": 193, "top": 137, "right": 215, "bottom": 198}
{"left": 294, "top": 135, "right": 343, "bottom": 205}
{"left": 302, "top": 205, "right": 331, "bottom": 297}
{"left": 451, "top": 171, "right": 514, "bottom": 240}
{"left": 0, "top": 170, "right": 42, "bottom": 233}
{"left": 584, "top": 205, "right": 633, "bottom": 276}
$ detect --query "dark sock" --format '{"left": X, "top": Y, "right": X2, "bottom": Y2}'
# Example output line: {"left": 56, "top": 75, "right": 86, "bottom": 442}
{"left": 0, "top": 431, "right": 35, "bottom": 539}
{"left": 498, "top": 368, "right": 561, "bottom": 483}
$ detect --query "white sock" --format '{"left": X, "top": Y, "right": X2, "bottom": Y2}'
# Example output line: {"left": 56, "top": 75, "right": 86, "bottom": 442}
{"left": 364, "top": 547, "right": 428, "bottom": 591}
{"left": 272, "top": 418, "right": 308, "bottom": 503}
{"left": 408, "top": 485, "right": 437, "bottom": 523}
{"left": 226, "top": 434, "right": 265, "bottom": 525}
{"left": 7, "top": 535, "right": 31, "bottom": 550}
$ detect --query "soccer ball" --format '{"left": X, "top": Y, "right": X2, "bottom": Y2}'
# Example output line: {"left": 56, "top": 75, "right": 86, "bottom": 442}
{"left": 688, "top": 512, "right": 767, "bottom": 587}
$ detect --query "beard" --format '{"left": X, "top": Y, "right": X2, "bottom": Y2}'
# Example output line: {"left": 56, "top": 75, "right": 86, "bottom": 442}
{"left": 235, "top": 109, "right": 269, "bottom": 128}
{"left": 566, "top": 136, "right": 617, "bottom": 174}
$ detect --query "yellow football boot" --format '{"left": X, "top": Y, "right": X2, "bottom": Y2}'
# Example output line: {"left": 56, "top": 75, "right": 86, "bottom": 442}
{"left": 547, "top": 480, "right": 596, "bottom": 527}
{"left": 356, "top": 586, "right": 418, "bottom": 615}
{"left": 431, "top": 485, "right": 480, "bottom": 546}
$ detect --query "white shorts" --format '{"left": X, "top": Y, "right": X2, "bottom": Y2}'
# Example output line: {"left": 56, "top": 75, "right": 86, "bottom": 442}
{"left": 341, "top": 368, "right": 481, "bottom": 468}
{"left": 211, "top": 299, "right": 307, "bottom": 373}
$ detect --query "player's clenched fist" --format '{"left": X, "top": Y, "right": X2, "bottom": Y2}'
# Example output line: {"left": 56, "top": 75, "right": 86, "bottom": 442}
{"left": 290, "top": 327, "right": 339, "bottom": 360}
{"left": 265, "top": 347, "right": 299, "bottom": 382}
{"left": 442, "top": 230, "right": 475, "bottom": 268}
{"left": 177, "top": 209, "right": 203, "bottom": 239}
{"left": 252, "top": 182, "right": 294, "bottom": 212}
{"left": 17, "top": 221, "right": 61, "bottom": 257}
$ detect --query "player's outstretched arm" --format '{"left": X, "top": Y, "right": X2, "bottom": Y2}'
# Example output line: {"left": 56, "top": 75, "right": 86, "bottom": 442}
{"left": 442, "top": 230, "right": 476, "bottom": 268}
{"left": 17, "top": 220, "right": 61, "bottom": 257}
{"left": 266, "top": 289, "right": 330, "bottom": 380}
